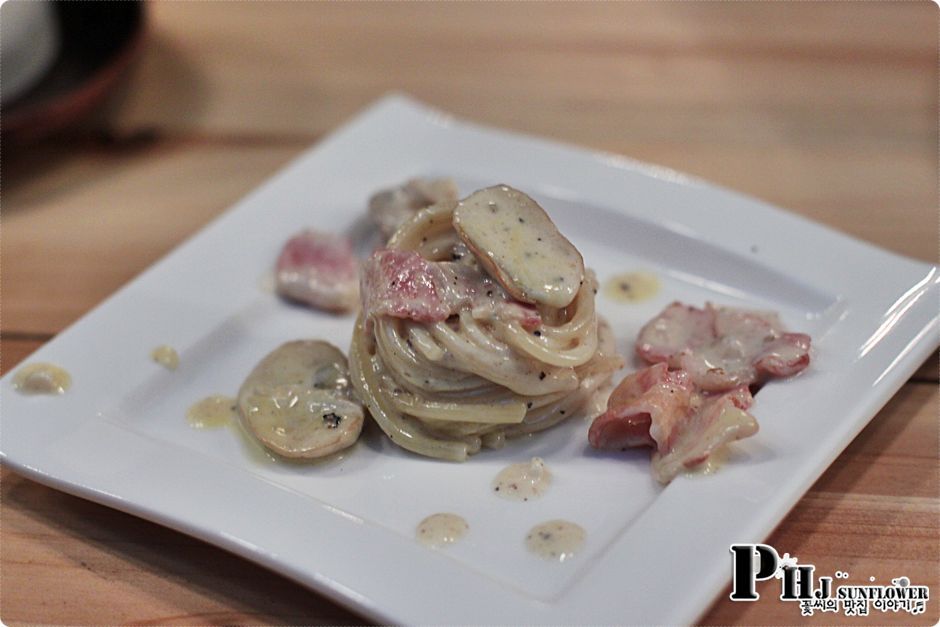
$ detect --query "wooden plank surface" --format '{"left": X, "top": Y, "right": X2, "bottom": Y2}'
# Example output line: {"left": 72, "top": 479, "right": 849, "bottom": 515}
{"left": 2, "top": 2, "right": 936, "bottom": 625}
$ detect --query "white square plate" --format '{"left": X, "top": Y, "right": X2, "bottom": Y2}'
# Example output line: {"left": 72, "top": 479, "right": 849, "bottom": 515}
{"left": 2, "top": 95, "right": 937, "bottom": 625}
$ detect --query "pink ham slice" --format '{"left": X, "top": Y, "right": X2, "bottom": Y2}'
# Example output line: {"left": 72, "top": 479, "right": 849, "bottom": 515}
{"left": 636, "top": 302, "right": 811, "bottom": 391}
{"left": 361, "top": 249, "right": 457, "bottom": 322}
{"left": 588, "top": 363, "right": 693, "bottom": 451}
{"left": 589, "top": 363, "right": 759, "bottom": 483}
{"left": 361, "top": 249, "right": 544, "bottom": 328}
{"left": 276, "top": 229, "right": 359, "bottom": 313}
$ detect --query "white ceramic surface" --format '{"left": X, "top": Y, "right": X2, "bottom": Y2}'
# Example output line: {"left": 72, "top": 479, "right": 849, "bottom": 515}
{"left": 2, "top": 95, "right": 937, "bottom": 625}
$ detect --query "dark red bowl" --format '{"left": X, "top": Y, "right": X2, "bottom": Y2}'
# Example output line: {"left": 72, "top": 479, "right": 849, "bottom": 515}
{"left": 2, "top": 2, "right": 146, "bottom": 146}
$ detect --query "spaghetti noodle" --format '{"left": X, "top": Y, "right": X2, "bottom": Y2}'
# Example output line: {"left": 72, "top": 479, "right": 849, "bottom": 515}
{"left": 349, "top": 187, "right": 622, "bottom": 461}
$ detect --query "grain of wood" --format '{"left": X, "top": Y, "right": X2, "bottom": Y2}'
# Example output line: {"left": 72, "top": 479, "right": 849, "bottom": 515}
{"left": 912, "top": 350, "right": 938, "bottom": 382}
{"left": 0, "top": 469, "right": 360, "bottom": 626}
{"left": 702, "top": 383, "right": 939, "bottom": 625}
{"left": 110, "top": 3, "right": 935, "bottom": 141}
{"left": 0, "top": 338, "right": 47, "bottom": 376}
{"left": 3, "top": 141, "right": 301, "bottom": 334}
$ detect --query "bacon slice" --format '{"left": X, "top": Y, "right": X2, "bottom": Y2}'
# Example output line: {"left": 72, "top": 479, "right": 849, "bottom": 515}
{"left": 650, "top": 389, "right": 758, "bottom": 484}
{"left": 361, "top": 250, "right": 457, "bottom": 322}
{"left": 361, "top": 249, "right": 544, "bottom": 329}
{"left": 636, "top": 302, "right": 811, "bottom": 391}
{"left": 635, "top": 302, "right": 714, "bottom": 366}
{"left": 588, "top": 363, "right": 694, "bottom": 451}
{"left": 754, "top": 333, "right": 812, "bottom": 378}
{"left": 589, "top": 363, "right": 759, "bottom": 483}
{"left": 275, "top": 229, "right": 359, "bottom": 313}
{"left": 593, "top": 301, "right": 809, "bottom": 483}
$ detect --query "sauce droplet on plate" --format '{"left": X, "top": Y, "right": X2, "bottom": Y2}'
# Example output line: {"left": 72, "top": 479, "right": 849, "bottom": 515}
{"left": 12, "top": 362, "right": 71, "bottom": 395}
{"left": 492, "top": 457, "right": 552, "bottom": 501}
{"left": 187, "top": 395, "right": 237, "bottom": 429}
{"left": 151, "top": 345, "right": 180, "bottom": 370}
{"left": 603, "top": 271, "right": 660, "bottom": 303}
{"left": 415, "top": 513, "right": 468, "bottom": 548}
{"left": 525, "top": 519, "right": 585, "bottom": 562}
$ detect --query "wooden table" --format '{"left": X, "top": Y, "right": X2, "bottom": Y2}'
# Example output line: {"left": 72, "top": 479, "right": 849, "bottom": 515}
{"left": 2, "top": 3, "right": 937, "bottom": 625}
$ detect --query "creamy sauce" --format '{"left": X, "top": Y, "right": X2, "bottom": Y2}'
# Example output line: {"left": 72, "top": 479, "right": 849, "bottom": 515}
{"left": 187, "top": 395, "right": 238, "bottom": 429}
{"left": 525, "top": 520, "right": 585, "bottom": 562}
{"left": 229, "top": 417, "right": 279, "bottom": 464}
{"left": 651, "top": 405, "right": 757, "bottom": 484}
{"left": 492, "top": 457, "right": 552, "bottom": 501}
{"left": 603, "top": 271, "right": 660, "bottom": 303}
{"left": 686, "top": 445, "right": 731, "bottom": 477}
{"left": 12, "top": 362, "right": 71, "bottom": 395}
{"left": 415, "top": 513, "right": 469, "bottom": 548}
{"left": 150, "top": 345, "right": 179, "bottom": 370}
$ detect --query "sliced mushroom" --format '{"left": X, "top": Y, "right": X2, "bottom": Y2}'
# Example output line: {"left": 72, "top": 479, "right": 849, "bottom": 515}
{"left": 452, "top": 185, "right": 584, "bottom": 308}
{"left": 237, "top": 340, "right": 364, "bottom": 458}
{"left": 368, "top": 178, "right": 459, "bottom": 239}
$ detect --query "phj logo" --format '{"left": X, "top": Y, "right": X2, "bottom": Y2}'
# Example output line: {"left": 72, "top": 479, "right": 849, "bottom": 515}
{"left": 729, "top": 544, "right": 930, "bottom": 617}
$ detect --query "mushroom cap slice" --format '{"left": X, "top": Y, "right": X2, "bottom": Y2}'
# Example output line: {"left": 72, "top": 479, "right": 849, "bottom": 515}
{"left": 452, "top": 185, "right": 584, "bottom": 308}
{"left": 237, "top": 340, "right": 364, "bottom": 458}
{"left": 240, "top": 387, "right": 364, "bottom": 458}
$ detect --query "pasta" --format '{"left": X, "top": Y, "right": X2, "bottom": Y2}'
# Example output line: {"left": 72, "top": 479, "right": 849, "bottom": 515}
{"left": 349, "top": 187, "right": 623, "bottom": 461}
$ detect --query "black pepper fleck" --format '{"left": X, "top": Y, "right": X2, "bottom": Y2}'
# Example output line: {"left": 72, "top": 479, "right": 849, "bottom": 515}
{"left": 538, "top": 371, "right": 546, "bottom": 380}
{"left": 533, "top": 330, "right": 542, "bottom": 337}
{"left": 322, "top": 412, "right": 342, "bottom": 428}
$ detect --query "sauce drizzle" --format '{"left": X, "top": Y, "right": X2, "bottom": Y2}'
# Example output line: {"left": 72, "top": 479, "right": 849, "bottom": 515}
{"left": 525, "top": 519, "right": 585, "bottom": 562}
{"left": 415, "top": 513, "right": 469, "bottom": 548}
{"left": 187, "top": 395, "right": 237, "bottom": 429}
{"left": 12, "top": 363, "right": 71, "bottom": 395}
{"left": 151, "top": 345, "right": 180, "bottom": 370}
{"left": 492, "top": 457, "right": 552, "bottom": 501}
{"left": 603, "top": 271, "right": 660, "bottom": 303}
